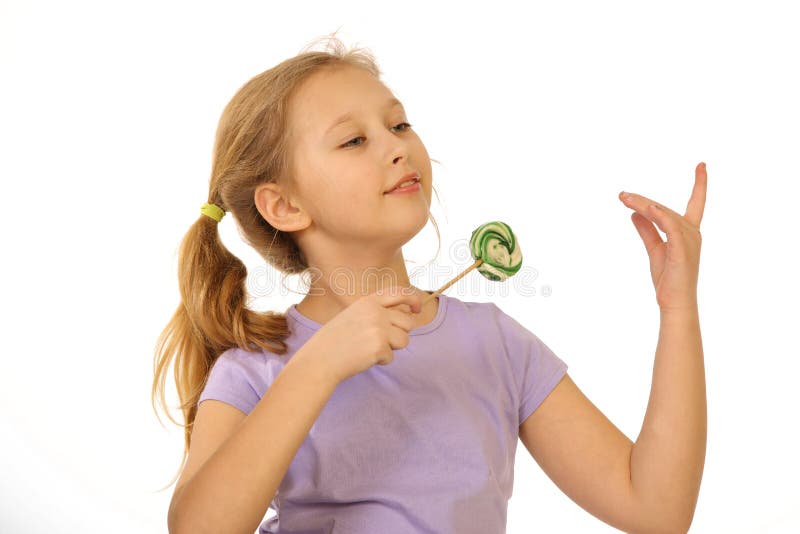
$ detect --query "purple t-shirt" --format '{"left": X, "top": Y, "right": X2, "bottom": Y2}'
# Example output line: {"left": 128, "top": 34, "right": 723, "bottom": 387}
{"left": 197, "top": 293, "right": 568, "bottom": 534}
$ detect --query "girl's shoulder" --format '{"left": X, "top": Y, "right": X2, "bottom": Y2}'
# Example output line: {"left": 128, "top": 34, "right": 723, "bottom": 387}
{"left": 210, "top": 343, "right": 292, "bottom": 379}
{"left": 443, "top": 295, "right": 549, "bottom": 345}
{"left": 426, "top": 294, "right": 515, "bottom": 340}
{"left": 439, "top": 294, "right": 506, "bottom": 322}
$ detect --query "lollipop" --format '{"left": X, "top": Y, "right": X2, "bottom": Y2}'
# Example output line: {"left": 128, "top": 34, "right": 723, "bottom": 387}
{"left": 421, "top": 221, "right": 522, "bottom": 306}
{"left": 469, "top": 221, "right": 523, "bottom": 281}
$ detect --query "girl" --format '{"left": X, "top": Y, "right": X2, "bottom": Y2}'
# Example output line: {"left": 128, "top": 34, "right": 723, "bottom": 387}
{"left": 153, "top": 35, "right": 707, "bottom": 534}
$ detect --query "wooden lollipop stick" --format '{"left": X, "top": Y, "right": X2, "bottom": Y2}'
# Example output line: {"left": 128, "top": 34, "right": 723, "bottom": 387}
{"left": 422, "top": 258, "right": 484, "bottom": 306}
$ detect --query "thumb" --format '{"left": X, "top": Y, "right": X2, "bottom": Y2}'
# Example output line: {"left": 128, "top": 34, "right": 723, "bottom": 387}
{"left": 390, "top": 303, "right": 413, "bottom": 314}
{"left": 631, "top": 212, "right": 663, "bottom": 252}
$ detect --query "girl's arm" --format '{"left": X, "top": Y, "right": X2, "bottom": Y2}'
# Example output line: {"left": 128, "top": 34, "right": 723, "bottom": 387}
{"left": 521, "top": 164, "right": 707, "bottom": 533}
{"left": 630, "top": 306, "right": 706, "bottom": 531}
{"left": 622, "top": 164, "right": 708, "bottom": 531}
{"left": 168, "top": 343, "right": 339, "bottom": 534}
{"left": 520, "top": 308, "right": 705, "bottom": 533}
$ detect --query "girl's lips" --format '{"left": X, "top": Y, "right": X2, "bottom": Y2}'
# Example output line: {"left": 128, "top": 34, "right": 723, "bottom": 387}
{"left": 385, "top": 181, "right": 421, "bottom": 194}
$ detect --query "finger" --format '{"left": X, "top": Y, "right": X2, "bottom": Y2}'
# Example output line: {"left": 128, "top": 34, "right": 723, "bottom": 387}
{"left": 646, "top": 203, "right": 687, "bottom": 255}
{"left": 375, "top": 287, "right": 422, "bottom": 313}
{"left": 631, "top": 212, "right": 664, "bottom": 255}
{"left": 386, "top": 326, "right": 411, "bottom": 352}
{"left": 684, "top": 162, "right": 707, "bottom": 228}
{"left": 619, "top": 192, "right": 691, "bottom": 232}
{"left": 389, "top": 303, "right": 413, "bottom": 314}
{"left": 387, "top": 308, "right": 416, "bottom": 332}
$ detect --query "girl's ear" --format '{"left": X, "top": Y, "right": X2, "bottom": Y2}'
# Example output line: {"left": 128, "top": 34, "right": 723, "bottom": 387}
{"left": 254, "top": 182, "right": 311, "bottom": 232}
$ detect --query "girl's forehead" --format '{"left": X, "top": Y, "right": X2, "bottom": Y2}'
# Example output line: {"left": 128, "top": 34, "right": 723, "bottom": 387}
{"left": 292, "top": 69, "right": 400, "bottom": 139}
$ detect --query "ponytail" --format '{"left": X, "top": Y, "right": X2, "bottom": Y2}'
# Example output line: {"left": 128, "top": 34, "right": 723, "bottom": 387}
{"left": 150, "top": 210, "right": 289, "bottom": 490}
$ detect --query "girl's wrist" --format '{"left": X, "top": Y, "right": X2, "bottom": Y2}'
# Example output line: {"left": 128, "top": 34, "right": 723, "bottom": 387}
{"left": 291, "top": 337, "right": 342, "bottom": 389}
{"left": 658, "top": 304, "right": 700, "bottom": 324}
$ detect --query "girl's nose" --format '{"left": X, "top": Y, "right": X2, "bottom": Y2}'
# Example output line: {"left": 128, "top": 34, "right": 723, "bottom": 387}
{"left": 388, "top": 139, "right": 409, "bottom": 165}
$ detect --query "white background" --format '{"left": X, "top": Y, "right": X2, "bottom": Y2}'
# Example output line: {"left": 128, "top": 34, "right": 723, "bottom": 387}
{"left": 2, "top": 0, "right": 798, "bottom": 532}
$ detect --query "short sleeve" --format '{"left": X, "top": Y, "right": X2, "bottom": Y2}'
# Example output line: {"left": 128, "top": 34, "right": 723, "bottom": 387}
{"left": 197, "top": 347, "right": 265, "bottom": 415}
{"left": 490, "top": 303, "right": 569, "bottom": 424}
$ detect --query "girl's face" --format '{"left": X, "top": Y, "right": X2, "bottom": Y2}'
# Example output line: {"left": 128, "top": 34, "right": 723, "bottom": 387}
{"left": 284, "top": 65, "right": 433, "bottom": 256}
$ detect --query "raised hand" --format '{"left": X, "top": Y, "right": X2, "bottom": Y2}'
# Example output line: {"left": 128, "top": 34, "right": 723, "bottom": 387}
{"left": 619, "top": 162, "right": 707, "bottom": 312}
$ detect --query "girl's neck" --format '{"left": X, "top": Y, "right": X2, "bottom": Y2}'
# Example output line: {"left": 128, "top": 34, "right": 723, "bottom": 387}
{"left": 295, "top": 286, "right": 438, "bottom": 328}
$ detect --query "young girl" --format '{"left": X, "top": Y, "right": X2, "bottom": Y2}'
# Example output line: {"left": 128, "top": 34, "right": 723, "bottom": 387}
{"left": 153, "top": 35, "right": 707, "bottom": 534}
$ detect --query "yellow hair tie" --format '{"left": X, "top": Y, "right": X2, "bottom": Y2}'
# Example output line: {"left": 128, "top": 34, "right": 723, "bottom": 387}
{"left": 200, "top": 202, "right": 225, "bottom": 222}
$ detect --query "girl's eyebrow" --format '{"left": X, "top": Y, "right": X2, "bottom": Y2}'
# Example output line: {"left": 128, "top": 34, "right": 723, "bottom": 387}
{"left": 323, "top": 98, "right": 404, "bottom": 137}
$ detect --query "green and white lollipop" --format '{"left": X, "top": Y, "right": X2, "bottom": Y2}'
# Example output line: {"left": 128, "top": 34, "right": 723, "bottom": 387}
{"left": 422, "top": 221, "right": 522, "bottom": 305}
{"left": 469, "top": 221, "right": 523, "bottom": 281}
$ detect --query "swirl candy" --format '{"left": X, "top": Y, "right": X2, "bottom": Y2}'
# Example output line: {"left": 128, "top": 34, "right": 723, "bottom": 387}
{"left": 469, "top": 221, "right": 523, "bottom": 281}
{"left": 421, "top": 221, "right": 523, "bottom": 306}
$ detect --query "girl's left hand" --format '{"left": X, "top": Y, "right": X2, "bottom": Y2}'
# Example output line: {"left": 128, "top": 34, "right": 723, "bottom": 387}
{"left": 619, "top": 162, "right": 707, "bottom": 313}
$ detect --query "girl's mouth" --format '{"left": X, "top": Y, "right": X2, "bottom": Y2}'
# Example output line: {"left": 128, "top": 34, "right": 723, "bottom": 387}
{"left": 385, "top": 180, "right": 421, "bottom": 194}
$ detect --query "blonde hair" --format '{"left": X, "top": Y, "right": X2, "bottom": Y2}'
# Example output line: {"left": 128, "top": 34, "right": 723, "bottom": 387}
{"left": 151, "top": 32, "right": 442, "bottom": 490}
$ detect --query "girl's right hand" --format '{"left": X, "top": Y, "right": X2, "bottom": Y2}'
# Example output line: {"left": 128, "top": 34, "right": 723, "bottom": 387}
{"left": 299, "top": 288, "right": 423, "bottom": 386}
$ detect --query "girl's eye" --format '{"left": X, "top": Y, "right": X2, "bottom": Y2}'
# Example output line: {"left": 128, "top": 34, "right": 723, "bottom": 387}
{"left": 341, "top": 122, "right": 413, "bottom": 148}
